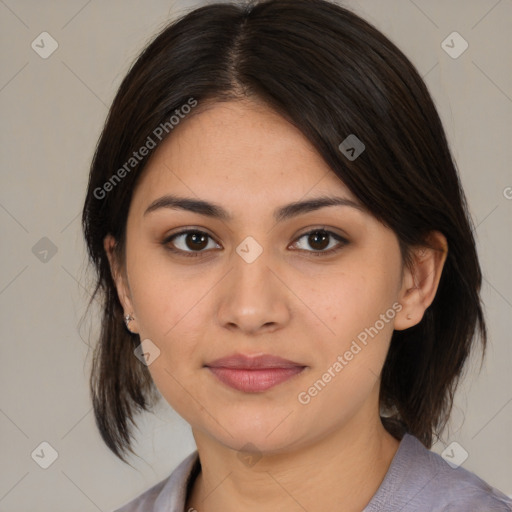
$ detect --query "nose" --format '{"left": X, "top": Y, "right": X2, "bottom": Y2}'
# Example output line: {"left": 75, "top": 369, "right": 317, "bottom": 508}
{"left": 216, "top": 246, "right": 291, "bottom": 336}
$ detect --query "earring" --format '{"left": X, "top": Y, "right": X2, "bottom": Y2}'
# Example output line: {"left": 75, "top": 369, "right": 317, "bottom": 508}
{"left": 124, "top": 313, "right": 135, "bottom": 329}
{"left": 406, "top": 313, "right": 412, "bottom": 320}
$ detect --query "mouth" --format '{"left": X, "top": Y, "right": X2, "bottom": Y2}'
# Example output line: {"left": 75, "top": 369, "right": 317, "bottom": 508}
{"left": 204, "top": 353, "right": 307, "bottom": 393}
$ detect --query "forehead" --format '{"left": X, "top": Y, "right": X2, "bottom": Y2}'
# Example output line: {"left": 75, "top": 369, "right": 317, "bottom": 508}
{"left": 131, "top": 99, "right": 357, "bottom": 211}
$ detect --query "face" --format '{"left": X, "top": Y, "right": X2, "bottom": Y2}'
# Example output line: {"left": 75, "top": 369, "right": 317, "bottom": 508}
{"left": 106, "top": 99, "right": 433, "bottom": 455}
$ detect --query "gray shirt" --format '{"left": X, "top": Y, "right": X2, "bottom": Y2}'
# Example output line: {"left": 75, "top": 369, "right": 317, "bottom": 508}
{"left": 113, "top": 433, "right": 512, "bottom": 511}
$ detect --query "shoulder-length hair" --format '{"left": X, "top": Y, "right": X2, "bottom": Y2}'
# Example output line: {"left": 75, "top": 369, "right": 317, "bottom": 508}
{"left": 82, "top": 0, "right": 486, "bottom": 463}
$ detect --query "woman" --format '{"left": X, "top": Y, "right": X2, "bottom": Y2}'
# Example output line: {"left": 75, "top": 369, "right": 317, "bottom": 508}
{"left": 81, "top": 0, "right": 512, "bottom": 510}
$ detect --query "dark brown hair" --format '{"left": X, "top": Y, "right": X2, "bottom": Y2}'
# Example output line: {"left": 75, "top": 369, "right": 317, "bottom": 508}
{"left": 82, "top": 0, "right": 486, "bottom": 463}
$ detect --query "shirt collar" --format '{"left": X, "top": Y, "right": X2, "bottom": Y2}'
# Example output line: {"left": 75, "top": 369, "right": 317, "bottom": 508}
{"left": 154, "top": 450, "right": 201, "bottom": 511}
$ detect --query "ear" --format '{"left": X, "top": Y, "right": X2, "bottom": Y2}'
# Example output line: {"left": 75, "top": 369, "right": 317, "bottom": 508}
{"left": 103, "top": 234, "right": 139, "bottom": 334}
{"left": 394, "top": 230, "right": 448, "bottom": 331}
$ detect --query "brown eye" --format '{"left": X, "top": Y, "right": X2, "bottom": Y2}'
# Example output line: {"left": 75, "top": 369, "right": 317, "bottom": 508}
{"left": 292, "top": 229, "right": 348, "bottom": 256}
{"left": 184, "top": 232, "right": 209, "bottom": 250}
{"left": 163, "top": 230, "right": 220, "bottom": 257}
{"left": 307, "top": 231, "right": 330, "bottom": 250}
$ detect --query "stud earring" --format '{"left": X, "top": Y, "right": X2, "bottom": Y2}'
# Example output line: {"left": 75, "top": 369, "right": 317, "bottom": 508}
{"left": 124, "top": 313, "right": 135, "bottom": 329}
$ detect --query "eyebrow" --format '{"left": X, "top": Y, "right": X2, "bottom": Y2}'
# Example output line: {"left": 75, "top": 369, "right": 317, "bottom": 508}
{"left": 143, "top": 194, "right": 366, "bottom": 223}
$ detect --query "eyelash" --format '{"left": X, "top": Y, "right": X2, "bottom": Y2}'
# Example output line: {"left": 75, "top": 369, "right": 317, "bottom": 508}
{"left": 161, "top": 228, "right": 348, "bottom": 259}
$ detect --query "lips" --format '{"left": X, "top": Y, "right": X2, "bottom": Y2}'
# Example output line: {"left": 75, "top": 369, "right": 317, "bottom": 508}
{"left": 205, "top": 353, "right": 306, "bottom": 392}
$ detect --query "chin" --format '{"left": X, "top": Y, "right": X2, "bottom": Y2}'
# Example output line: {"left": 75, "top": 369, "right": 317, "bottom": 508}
{"left": 207, "top": 419, "right": 303, "bottom": 455}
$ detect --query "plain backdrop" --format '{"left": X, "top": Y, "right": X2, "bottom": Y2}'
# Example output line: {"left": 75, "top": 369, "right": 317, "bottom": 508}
{"left": 0, "top": 1, "right": 511, "bottom": 511}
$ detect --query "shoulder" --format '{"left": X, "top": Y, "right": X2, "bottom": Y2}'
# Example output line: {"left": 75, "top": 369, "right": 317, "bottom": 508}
{"left": 111, "top": 451, "right": 200, "bottom": 512}
{"left": 364, "top": 433, "right": 512, "bottom": 512}
{"left": 112, "top": 477, "right": 167, "bottom": 512}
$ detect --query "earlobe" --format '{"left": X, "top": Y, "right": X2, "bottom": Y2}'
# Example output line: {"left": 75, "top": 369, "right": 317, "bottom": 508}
{"left": 394, "top": 231, "right": 448, "bottom": 331}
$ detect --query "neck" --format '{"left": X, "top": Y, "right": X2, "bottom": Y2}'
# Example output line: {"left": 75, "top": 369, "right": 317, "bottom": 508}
{"left": 186, "top": 414, "right": 400, "bottom": 512}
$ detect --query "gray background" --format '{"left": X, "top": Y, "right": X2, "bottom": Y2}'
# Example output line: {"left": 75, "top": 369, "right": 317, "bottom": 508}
{"left": 1, "top": 0, "right": 511, "bottom": 510}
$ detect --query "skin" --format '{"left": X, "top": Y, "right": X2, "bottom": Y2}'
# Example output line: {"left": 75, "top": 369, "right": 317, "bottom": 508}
{"left": 105, "top": 98, "right": 448, "bottom": 512}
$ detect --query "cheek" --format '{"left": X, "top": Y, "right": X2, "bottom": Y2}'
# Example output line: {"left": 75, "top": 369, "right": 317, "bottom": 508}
{"left": 307, "top": 262, "right": 399, "bottom": 387}
{"left": 316, "top": 265, "right": 397, "bottom": 339}
{"left": 132, "top": 278, "right": 207, "bottom": 357}
{"left": 125, "top": 264, "right": 210, "bottom": 407}
{"left": 127, "top": 244, "right": 203, "bottom": 336}
{"left": 129, "top": 267, "right": 209, "bottom": 416}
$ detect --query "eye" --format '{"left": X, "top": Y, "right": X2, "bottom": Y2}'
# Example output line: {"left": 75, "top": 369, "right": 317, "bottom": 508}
{"left": 291, "top": 229, "right": 348, "bottom": 256}
{"left": 162, "top": 229, "right": 220, "bottom": 257}
{"left": 162, "top": 227, "right": 348, "bottom": 259}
